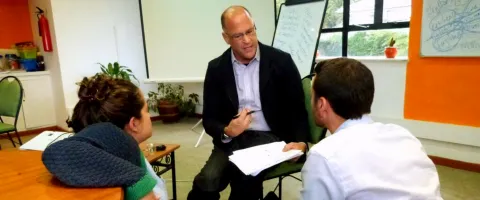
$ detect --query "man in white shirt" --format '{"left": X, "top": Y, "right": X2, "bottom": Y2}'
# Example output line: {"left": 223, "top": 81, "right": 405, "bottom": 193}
{"left": 298, "top": 58, "right": 443, "bottom": 199}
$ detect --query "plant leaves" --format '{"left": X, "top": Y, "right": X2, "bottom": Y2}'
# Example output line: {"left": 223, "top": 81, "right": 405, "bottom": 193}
{"left": 107, "top": 63, "right": 113, "bottom": 73}
{"left": 96, "top": 62, "right": 139, "bottom": 83}
{"left": 131, "top": 74, "right": 139, "bottom": 83}
{"left": 113, "top": 63, "right": 120, "bottom": 74}
{"left": 123, "top": 72, "right": 130, "bottom": 80}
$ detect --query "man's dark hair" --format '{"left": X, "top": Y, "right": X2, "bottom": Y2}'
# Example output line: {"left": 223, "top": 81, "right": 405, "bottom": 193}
{"left": 312, "top": 58, "right": 374, "bottom": 119}
{"left": 221, "top": 6, "right": 252, "bottom": 30}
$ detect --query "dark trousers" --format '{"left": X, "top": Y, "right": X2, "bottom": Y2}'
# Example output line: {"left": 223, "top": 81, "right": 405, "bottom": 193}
{"left": 187, "top": 130, "right": 280, "bottom": 200}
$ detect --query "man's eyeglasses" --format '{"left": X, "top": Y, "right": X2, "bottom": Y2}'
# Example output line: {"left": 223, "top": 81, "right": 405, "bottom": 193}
{"left": 226, "top": 26, "right": 256, "bottom": 41}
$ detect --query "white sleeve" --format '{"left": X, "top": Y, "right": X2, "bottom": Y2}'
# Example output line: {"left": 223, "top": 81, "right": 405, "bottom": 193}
{"left": 301, "top": 153, "right": 344, "bottom": 200}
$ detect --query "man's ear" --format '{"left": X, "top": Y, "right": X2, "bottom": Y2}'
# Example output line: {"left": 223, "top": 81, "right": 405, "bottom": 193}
{"left": 222, "top": 32, "right": 230, "bottom": 45}
{"left": 318, "top": 97, "right": 329, "bottom": 112}
{"left": 315, "top": 97, "right": 322, "bottom": 110}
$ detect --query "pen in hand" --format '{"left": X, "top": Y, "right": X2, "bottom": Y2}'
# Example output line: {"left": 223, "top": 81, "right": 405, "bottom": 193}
{"left": 232, "top": 110, "right": 260, "bottom": 119}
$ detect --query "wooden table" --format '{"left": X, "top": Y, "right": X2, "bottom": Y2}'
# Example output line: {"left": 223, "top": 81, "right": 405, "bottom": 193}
{"left": 140, "top": 143, "right": 181, "bottom": 200}
{"left": 0, "top": 150, "right": 122, "bottom": 200}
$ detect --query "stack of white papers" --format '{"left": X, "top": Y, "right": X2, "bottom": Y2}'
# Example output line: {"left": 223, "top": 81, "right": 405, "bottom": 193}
{"left": 20, "top": 131, "right": 73, "bottom": 151}
{"left": 228, "top": 141, "right": 303, "bottom": 176}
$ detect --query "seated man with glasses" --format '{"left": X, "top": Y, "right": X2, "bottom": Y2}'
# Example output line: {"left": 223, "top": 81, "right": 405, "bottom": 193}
{"left": 187, "top": 5, "right": 309, "bottom": 200}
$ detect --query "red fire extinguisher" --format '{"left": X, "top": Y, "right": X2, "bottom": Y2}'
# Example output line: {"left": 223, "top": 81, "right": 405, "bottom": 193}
{"left": 36, "top": 7, "right": 53, "bottom": 52}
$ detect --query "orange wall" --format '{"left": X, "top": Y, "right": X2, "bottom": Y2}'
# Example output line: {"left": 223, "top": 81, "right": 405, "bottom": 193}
{"left": 0, "top": 0, "right": 33, "bottom": 49}
{"left": 404, "top": 0, "right": 480, "bottom": 127}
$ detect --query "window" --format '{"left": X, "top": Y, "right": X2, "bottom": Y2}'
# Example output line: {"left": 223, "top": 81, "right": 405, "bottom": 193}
{"left": 318, "top": 32, "right": 342, "bottom": 57}
{"left": 349, "top": 0, "right": 374, "bottom": 25}
{"left": 348, "top": 28, "right": 409, "bottom": 56}
{"left": 275, "top": 0, "right": 411, "bottom": 58}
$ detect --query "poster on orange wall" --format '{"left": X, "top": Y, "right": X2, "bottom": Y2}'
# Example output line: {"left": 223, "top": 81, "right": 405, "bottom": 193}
{"left": 420, "top": 0, "right": 480, "bottom": 57}
{"left": 405, "top": 0, "right": 480, "bottom": 128}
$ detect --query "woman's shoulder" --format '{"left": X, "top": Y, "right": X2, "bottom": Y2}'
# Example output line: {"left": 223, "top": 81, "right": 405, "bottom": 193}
{"left": 66, "top": 122, "right": 143, "bottom": 166}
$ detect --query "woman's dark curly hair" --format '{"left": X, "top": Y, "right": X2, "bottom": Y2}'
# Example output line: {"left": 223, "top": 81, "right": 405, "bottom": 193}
{"left": 67, "top": 74, "right": 145, "bottom": 133}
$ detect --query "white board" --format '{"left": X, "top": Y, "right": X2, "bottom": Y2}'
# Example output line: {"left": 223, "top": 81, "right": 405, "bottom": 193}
{"left": 272, "top": 1, "right": 327, "bottom": 77}
{"left": 420, "top": 0, "right": 480, "bottom": 57}
{"left": 140, "top": 0, "right": 275, "bottom": 82}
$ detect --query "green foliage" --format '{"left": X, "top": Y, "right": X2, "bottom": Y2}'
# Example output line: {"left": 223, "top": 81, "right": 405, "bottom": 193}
{"left": 147, "top": 83, "right": 199, "bottom": 116}
{"left": 347, "top": 31, "right": 408, "bottom": 56}
{"left": 318, "top": 30, "right": 409, "bottom": 57}
{"left": 97, "top": 62, "right": 139, "bottom": 83}
{"left": 183, "top": 93, "right": 200, "bottom": 117}
{"left": 318, "top": 34, "right": 343, "bottom": 56}
{"left": 388, "top": 37, "right": 396, "bottom": 47}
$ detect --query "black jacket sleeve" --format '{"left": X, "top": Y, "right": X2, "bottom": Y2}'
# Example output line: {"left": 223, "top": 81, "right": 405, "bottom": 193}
{"left": 283, "top": 54, "right": 309, "bottom": 144}
{"left": 202, "top": 62, "right": 227, "bottom": 143}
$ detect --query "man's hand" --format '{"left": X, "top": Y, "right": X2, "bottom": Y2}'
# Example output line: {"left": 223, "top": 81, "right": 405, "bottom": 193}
{"left": 283, "top": 142, "right": 307, "bottom": 162}
{"left": 224, "top": 109, "right": 252, "bottom": 137}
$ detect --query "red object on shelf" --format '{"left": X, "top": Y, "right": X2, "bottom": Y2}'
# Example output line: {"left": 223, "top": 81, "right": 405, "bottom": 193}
{"left": 36, "top": 7, "right": 53, "bottom": 52}
{"left": 384, "top": 47, "right": 398, "bottom": 58}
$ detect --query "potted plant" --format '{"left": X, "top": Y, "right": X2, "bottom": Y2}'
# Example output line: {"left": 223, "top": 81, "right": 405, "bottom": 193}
{"left": 180, "top": 93, "right": 200, "bottom": 117}
{"left": 97, "top": 62, "right": 139, "bottom": 83}
{"left": 384, "top": 37, "right": 398, "bottom": 58}
{"left": 147, "top": 83, "right": 199, "bottom": 123}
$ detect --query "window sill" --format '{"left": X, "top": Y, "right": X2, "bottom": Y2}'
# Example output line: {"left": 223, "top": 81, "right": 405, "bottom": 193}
{"left": 315, "top": 56, "right": 408, "bottom": 63}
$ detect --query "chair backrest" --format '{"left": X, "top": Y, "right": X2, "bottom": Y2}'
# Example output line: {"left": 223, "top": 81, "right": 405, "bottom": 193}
{"left": 302, "top": 75, "right": 326, "bottom": 144}
{"left": 0, "top": 76, "right": 23, "bottom": 119}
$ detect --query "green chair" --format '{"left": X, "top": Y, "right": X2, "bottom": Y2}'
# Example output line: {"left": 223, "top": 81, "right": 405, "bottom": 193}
{"left": 262, "top": 75, "right": 327, "bottom": 199}
{"left": 0, "top": 76, "right": 24, "bottom": 147}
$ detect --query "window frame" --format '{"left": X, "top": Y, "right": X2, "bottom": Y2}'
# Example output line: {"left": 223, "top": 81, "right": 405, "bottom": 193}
{"left": 275, "top": 0, "right": 411, "bottom": 57}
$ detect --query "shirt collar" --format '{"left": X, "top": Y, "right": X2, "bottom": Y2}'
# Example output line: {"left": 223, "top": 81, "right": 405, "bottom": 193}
{"left": 335, "top": 114, "right": 373, "bottom": 133}
{"left": 231, "top": 45, "right": 260, "bottom": 65}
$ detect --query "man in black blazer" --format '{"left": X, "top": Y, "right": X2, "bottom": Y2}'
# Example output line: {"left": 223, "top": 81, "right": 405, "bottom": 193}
{"left": 187, "top": 6, "right": 309, "bottom": 200}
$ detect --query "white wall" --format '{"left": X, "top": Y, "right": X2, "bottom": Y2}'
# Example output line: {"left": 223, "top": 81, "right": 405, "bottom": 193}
{"left": 140, "top": 0, "right": 276, "bottom": 82}
{"left": 48, "top": 0, "right": 155, "bottom": 112}
{"left": 28, "top": 0, "right": 69, "bottom": 130}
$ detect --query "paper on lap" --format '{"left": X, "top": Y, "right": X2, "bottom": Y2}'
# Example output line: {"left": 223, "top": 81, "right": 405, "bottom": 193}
{"left": 228, "top": 141, "right": 303, "bottom": 176}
